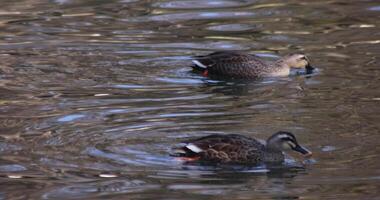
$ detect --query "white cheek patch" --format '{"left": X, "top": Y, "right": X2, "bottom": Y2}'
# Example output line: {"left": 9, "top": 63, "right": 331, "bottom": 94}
{"left": 186, "top": 143, "right": 203, "bottom": 153}
{"left": 282, "top": 141, "right": 296, "bottom": 150}
{"left": 282, "top": 142, "right": 291, "bottom": 150}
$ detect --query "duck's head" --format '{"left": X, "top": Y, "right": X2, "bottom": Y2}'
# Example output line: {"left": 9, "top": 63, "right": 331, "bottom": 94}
{"left": 267, "top": 131, "right": 312, "bottom": 157}
{"left": 283, "top": 54, "right": 314, "bottom": 73}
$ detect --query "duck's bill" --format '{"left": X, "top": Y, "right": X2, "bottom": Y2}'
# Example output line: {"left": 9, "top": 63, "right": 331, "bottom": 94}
{"left": 305, "top": 64, "right": 314, "bottom": 74}
{"left": 293, "top": 145, "right": 313, "bottom": 157}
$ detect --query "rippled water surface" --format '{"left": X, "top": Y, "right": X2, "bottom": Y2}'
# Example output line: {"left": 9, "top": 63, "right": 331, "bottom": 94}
{"left": 0, "top": 0, "right": 380, "bottom": 199}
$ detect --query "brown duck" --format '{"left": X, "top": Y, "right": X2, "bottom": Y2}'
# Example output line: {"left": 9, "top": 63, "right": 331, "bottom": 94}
{"left": 191, "top": 51, "right": 314, "bottom": 79}
{"left": 172, "top": 131, "right": 312, "bottom": 165}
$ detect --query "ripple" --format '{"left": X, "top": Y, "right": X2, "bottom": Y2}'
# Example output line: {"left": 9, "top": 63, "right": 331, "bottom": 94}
{"left": 206, "top": 23, "right": 259, "bottom": 32}
{"left": 368, "top": 6, "right": 380, "bottom": 11}
{"left": 322, "top": 146, "right": 337, "bottom": 152}
{"left": 40, "top": 158, "right": 79, "bottom": 168}
{"left": 126, "top": 11, "right": 257, "bottom": 22}
{"left": 153, "top": 0, "right": 256, "bottom": 9}
{"left": 0, "top": 164, "right": 27, "bottom": 172}
{"left": 156, "top": 77, "right": 204, "bottom": 84}
{"left": 129, "top": 41, "right": 248, "bottom": 50}
{"left": 85, "top": 147, "right": 146, "bottom": 166}
{"left": 57, "top": 114, "right": 86, "bottom": 122}
{"left": 0, "top": 142, "right": 22, "bottom": 152}
{"left": 42, "top": 180, "right": 159, "bottom": 199}
{"left": 112, "top": 84, "right": 146, "bottom": 89}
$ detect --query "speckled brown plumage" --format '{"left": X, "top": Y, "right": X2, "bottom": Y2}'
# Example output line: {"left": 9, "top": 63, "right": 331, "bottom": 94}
{"left": 172, "top": 131, "right": 312, "bottom": 165}
{"left": 188, "top": 134, "right": 265, "bottom": 163}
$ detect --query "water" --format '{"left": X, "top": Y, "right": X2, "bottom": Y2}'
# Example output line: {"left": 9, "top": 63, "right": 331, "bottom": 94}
{"left": 0, "top": 0, "right": 380, "bottom": 199}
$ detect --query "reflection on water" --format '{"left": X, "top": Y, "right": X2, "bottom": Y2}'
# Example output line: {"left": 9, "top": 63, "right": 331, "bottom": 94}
{"left": 0, "top": 0, "right": 380, "bottom": 199}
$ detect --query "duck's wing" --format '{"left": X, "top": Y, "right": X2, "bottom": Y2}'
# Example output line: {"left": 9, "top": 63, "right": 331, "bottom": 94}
{"left": 172, "top": 134, "right": 264, "bottom": 163}
{"left": 191, "top": 51, "right": 268, "bottom": 77}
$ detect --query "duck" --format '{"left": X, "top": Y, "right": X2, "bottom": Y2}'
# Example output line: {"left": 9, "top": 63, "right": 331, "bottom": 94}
{"left": 191, "top": 51, "right": 314, "bottom": 79}
{"left": 171, "top": 131, "right": 312, "bottom": 165}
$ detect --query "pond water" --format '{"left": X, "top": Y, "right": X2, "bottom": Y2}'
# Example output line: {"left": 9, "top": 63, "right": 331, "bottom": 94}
{"left": 0, "top": 0, "right": 380, "bottom": 199}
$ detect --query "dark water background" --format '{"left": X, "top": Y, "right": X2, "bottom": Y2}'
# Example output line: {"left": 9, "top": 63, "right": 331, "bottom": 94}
{"left": 0, "top": 0, "right": 380, "bottom": 199}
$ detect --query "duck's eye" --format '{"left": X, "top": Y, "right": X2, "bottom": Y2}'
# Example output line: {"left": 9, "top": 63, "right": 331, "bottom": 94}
{"left": 299, "top": 56, "right": 306, "bottom": 60}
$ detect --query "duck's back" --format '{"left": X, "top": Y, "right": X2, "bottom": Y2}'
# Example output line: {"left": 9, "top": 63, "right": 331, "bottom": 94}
{"left": 192, "top": 51, "right": 272, "bottom": 78}
{"left": 174, "top": 134, "right": 266, "bottom": 164}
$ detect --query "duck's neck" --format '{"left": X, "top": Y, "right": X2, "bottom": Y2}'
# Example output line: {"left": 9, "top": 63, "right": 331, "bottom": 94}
{"left": 267, "top": 60, "right": 290, "bottom": 76}
{"left": 264, "top": 145, "right": 285, "bottom": 163}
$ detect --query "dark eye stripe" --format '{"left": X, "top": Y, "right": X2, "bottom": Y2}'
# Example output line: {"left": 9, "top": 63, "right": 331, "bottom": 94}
{"left": 299, "top": 56, "right": 307, "bottom": 61}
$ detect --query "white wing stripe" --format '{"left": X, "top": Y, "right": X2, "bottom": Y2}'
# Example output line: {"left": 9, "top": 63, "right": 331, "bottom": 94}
{"left": 192, "top": 60, "right": 208, "bottom": 69}
{"left": 186, "top": 144, "right": 203, "bottom": 153}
